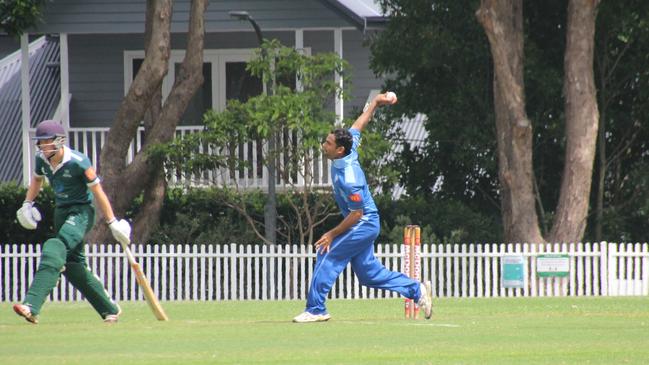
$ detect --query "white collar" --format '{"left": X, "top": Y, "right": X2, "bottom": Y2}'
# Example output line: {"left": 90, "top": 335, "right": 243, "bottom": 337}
{"left": 45, "top": 146, "right": 71, "bottom": 173}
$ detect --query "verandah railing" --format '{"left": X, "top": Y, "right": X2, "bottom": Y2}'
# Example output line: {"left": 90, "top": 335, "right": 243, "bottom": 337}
{"left": 28, "top": 126, "right": 332, "bottom": 189}
{"left": 1, "top": 242, "right": 647, "bottom": 302}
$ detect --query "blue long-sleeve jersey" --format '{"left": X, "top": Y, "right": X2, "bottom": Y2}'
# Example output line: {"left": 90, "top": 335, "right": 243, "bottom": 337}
{"left": 330, "top": 128, "right": 378, "bottom": 218}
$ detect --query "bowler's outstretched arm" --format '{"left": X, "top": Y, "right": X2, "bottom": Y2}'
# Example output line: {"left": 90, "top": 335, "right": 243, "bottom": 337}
{"left": 351, "top": 92, "right": 397, "bottom": 132}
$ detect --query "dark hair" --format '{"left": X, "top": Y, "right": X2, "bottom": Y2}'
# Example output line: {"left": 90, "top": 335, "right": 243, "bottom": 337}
{"left": 332, "top": 128, "right": 353, "bottom": 156}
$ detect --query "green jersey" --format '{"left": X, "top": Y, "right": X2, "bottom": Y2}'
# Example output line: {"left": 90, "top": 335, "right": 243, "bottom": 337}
{"left": 34, "top": 146, "right": 99, "bottom": 207}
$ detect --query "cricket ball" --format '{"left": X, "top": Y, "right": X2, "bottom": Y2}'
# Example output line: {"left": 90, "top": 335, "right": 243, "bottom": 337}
{"left": 386, "top": 91, "right": 397, "bottom": 104}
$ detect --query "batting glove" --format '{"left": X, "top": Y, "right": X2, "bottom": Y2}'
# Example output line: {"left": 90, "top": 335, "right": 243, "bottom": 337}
{"left": 108, "top": 218, "right": 131, "bottom": 245}
{"left": 17, "top": 201, "right": 42, "bottom": 230}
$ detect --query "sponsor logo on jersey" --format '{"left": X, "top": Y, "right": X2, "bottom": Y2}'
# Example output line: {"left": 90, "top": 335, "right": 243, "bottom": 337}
{"left": 62, "top": 169, "right": 72, "bottom": 178}
{"left": 348, "top": 193, "right": 362, "bottom": 202}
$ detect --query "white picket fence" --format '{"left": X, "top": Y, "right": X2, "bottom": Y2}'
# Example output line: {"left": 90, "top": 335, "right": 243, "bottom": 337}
{"left": 1, "top": 242, "right": 648, "bottom": 302}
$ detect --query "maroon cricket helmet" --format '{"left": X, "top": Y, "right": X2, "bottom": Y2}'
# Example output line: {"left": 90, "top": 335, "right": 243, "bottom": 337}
{"left": 32, "top": 120, "right": 66, "bottom": 140}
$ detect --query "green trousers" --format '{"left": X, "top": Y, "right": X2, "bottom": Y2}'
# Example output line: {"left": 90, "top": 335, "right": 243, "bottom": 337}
{"left": 23, "top": 203, "right": 120, "bottom": 319}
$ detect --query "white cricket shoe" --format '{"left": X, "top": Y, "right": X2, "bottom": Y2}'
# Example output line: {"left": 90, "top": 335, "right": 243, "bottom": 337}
{"left": 417, "top": 281, "right": 433, "bottom": 319}
{"left": 103, "top": 305, "right": 122, "bottom": 324}
{"left": 292, "top": 311, "right": 331, "bottom": 323}
{"left": 13, "top": 303, "right": 38, "bottom": 324}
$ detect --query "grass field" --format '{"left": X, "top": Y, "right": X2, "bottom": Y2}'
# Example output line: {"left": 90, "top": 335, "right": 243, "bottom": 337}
{"left": 1, "top": 297, "right": 648, "bottom": 364}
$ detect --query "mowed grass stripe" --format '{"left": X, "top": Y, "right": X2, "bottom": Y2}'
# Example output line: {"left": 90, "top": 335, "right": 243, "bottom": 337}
{"left": 1, "top": 297, "right": 648, "bottom": 365}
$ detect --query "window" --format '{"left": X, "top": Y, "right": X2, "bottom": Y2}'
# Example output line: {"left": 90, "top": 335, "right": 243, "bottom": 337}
{"left": 175, "top": 62, "right": 213, "bottom": 125}
{"left": 124, "top": 49, "right": 267, "bottom": 124}
{"left": 225, "top": 62, "right": 262, "bottom": 103}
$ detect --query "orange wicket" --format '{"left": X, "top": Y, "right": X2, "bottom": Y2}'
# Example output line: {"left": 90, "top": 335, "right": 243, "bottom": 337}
{"left": 403, "top": 225, "right": 421, "bottom": 319}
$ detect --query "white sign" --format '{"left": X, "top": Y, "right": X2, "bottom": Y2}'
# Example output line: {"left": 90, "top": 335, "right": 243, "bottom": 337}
{"left": 536, "top": 254, "right": 570, "bottom": 277}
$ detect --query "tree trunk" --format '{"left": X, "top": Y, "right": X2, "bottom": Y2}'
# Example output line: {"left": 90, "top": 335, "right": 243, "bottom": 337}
{"left": 595, "top": 100, "right": 606, "bottom": 241}
{"left": 132, "top": 168, "right": 167, "bottom": 244}
{"left": 88, "top": 0, "right": 207, "bottom": 244}
{"left": 87, "top": 0, "right": 172, "bottom": 244}
{"left": 98, "top": 0, "right": 171, "bottom": 186}
{"left": 549, "top": 0, "right": 600, "bottom": 243}
{"left": 131, "top": 67, "right": 165, "bottom": 244}
{"left": 476, "top": 0, "right": 544, "bottom": 244}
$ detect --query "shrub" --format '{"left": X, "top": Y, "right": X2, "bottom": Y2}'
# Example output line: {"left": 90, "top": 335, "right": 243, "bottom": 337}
{"left": 0, "top": 182, "right": 55, "bottom": 244}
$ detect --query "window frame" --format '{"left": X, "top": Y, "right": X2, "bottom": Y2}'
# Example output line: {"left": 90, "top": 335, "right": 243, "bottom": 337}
{"left": 124, "top": 47, "right": 311, "bottom": 123}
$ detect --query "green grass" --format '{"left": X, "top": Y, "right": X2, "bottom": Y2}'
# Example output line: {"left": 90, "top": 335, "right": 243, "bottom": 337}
{"left": 1, "top": 297, "right": 648, "bottom": 364}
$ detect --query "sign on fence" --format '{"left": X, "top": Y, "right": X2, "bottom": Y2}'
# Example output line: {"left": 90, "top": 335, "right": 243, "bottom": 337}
{"left": 536, "top": 254, "right": 570, "bottom": 277}
{"left": 501, "top": 255, "right": 526, "bottom": 288}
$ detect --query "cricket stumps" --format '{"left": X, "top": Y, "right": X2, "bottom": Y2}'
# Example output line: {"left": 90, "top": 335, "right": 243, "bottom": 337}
{"left": 402, "top": 225, "right": 421, "bottom": 319}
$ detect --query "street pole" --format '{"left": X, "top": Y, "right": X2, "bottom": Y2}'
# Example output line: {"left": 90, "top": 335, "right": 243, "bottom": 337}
{"left": 230, "top": 11, "right": 276, "bottom": 245}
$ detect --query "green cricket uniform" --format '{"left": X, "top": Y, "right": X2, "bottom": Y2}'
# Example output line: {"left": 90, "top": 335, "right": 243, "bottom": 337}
{"left": 23, "top": 146, "right": 119, "bottom": 319}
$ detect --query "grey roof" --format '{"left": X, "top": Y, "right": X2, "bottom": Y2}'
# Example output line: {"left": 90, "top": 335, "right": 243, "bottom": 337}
{"left": 318, "top": 0, "right": 388, "bottom": 30}
{"left": 0, "top": 36, "right": 60, "bottom": 183}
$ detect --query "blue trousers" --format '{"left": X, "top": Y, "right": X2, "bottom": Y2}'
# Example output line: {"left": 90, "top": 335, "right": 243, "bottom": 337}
{"left": 305, "top": 216, "right": 421, "bottom": 315}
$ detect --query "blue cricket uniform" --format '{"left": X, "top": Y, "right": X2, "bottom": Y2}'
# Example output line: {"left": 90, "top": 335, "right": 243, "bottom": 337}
{"left": 305, "top": 128, "right": 421, "bottom": 315}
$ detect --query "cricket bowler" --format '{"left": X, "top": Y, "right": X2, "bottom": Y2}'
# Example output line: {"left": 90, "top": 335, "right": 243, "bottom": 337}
{"left": 293, "top": 92, "right": 433, "bottom": 323}
{"left": 13, "top": 120, "right": 131, "bottom": 324}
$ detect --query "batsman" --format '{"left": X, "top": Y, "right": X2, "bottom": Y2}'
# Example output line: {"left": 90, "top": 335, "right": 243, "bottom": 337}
{"left": 13, "top": 120, "right": 131, "bottom": 324}
{"left": 293, "top": 92, "right": 433, "bottom": 323}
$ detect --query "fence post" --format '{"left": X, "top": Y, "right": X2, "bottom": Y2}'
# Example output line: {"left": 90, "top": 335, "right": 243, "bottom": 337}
{"left": 431, "top": 243, "right": 438, "bottom": 298}
{"left": 642, "top": 243, "right": 649, "bottom": 296}
{"left": 468, "top": 244, "right": 475, "bottom": 298}
{"left": 607, "top": 242, "right": 617, "bottom": 296}
{"left": 599, "top": 241, "right": 608, "bottom": 296}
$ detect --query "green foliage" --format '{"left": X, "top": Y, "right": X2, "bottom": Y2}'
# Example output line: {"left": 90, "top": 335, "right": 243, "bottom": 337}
{"left": 371, "top": 0, "right": 649, "bottom": 241}
{"left": 0, "top": 182, "right": 56, "bottom": 244}
{"left": 582, "top": 0, "right": 649, "bottom": 242}
{"left": 375, "top": 194, "right": 501, "bottom": 244}
{"left": 150, "top": 187, "right": 263, "bottom": 245}
{"left": 346, "top": 106, "right": 403, "bottom": 194}
{"left": 147, "top": 187, "right": 503, "bottom": 245}
{"left": 158, "top": 39, "right": 350, "bottom": 184}
{"left": 248, "top": 39, "right": 348, "bottom": 97}
{"left": 0, "top": 182, "right": 500, "bottom": 245}
{"left": 0, "top": 0, "right": 48, "bottom": 37}
{"left": 135, "top": 187, "right": 501, "bottom": 245}
{"left": 590, "top": 162, "right": 649, "bottom": 242}
{"left": 149, "top": 187, "right": 339, "bottom": 245}
{"left": 370, "top": 0, "right": 497, "bottom": 212}
{"left": 155, "top": 40, "right": 357, "bottom": 245}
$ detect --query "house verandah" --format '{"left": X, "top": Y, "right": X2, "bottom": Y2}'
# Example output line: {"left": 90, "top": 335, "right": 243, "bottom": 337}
{"left": 3, "top": 0, "right": 388, "bottom": 188}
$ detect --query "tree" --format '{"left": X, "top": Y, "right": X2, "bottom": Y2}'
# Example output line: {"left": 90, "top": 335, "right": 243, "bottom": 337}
{"left": 590, "top": 1, "right": 649, "bottom": 241}
{"left": 477, "top": 0, "right": 600, "bottom": 243}
{"left": 87, "top": 0, "right": 208, "bottom": 244}
{"left": 157, "top": 41, "right": 351, "bottom": 245}
{"left": 475, "top": 0, "right": 543, "bottom": 244}
{"left": 371, "top": 0, "right": 608, "bottom": 243}
{"left": 0, "top": 0, "right": 48, "bottom": 37}
{"left": 370, "top": 0, "right": 503, "bottom": 239}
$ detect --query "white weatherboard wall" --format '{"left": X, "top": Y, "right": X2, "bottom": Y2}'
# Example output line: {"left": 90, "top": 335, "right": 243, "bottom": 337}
{"left": 1, "top": 243, "right": 648, "bottom": 302}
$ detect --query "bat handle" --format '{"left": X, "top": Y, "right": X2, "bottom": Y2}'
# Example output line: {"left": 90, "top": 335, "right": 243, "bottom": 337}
{"left": 118, "top": 240, "right": 137, "bottom": 265}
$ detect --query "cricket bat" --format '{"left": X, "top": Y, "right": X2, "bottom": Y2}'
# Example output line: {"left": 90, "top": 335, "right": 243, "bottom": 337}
{"left": 118, "top": 240, "right": 169, "bottom": 321}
